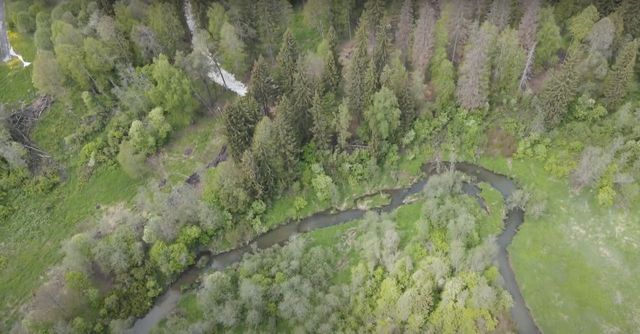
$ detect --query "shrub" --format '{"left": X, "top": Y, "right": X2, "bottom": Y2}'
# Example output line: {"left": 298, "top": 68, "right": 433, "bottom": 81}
{"left": 16, "top": 11, "right": 36, "bottom": 34}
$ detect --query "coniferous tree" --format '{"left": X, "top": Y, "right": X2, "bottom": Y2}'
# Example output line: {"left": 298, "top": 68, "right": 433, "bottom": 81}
{"left": 273, "top": 107, "right": 300, "bottom": 183}
{"left": 224, "top": 96, "right": 262, "bottom": 162}
{"left": 491, "top": 28, "right": 526, "bottom": 102}
{"left": 567, "top": 5, "right": 599, "bottom": 44}
{"left": 364, "top": 59, "right": 379, "bottom": 109}
{"left": 348, "top": 24, "right": 370, "bottom": 120}
{"left": 518, "top": 0, "right": 539, "bottom": 51}
{"left": 248, "top": 56, "right": 276, "bottom": 113}
{"left": 539, "top": 54, "right": 581, "bottom": 127}
{"left": 273, "top": 30, "right": 298, "bottom": 96}
{"left": 291, "top": 62, "right": 314, "bottom": 142}
{"left": 411, "top": 3, "right": 436, "bottom": 79}
{"left": 381, "top": 55, "right": 415, "bottom": 131}
{"left": 456, "top": 22, "right": 497, "bottom": 110}
{"left": 431, "top": 7, "right": 456, "bottom": 111}
{"left": 602, "top": 39, "right": 638, "bottom": 110}
{"left": 310, "top": 91, "right": 336, "bottom": 150}
{"left": 373, "top": 21, "right": 391, "bottom": 76}
{"left": 486, "top": 0, "right": 512, "bottom": 31}
{"left": 535, "top": 7, "right": 562, "bottom": 70}
{"left": 320, "top": 27, "right": 341, "bottom": 94}
{"left": 395, "top": 0, "right": 414, "bottom": 64}
{"left": 243, "top": 118, "right": 277, "bottom": 198}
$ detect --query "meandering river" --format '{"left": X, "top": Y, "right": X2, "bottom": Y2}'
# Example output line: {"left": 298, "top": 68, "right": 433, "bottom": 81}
{"left": 129, "top": 161, "right": 540, "bottom": 334}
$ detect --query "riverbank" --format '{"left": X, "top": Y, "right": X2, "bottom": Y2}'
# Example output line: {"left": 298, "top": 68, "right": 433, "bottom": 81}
{"left": 130, "top": 161, "right": 540, "bottom": 334}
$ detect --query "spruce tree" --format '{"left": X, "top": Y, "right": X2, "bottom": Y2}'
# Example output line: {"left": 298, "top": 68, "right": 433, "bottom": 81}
{"left": 273, "top": 29, "right": 298, "bottom": 96}
{"left": 395, "top": 0, "right": 413, "bottom": 64}
{"left": 491, "top": 28, "right": 526, "bottom": 103}
{"left": 411, "top": 3, "right": 436, "bottom": 79}
{"left": 348, "top": 24, "right": 370, "bottom": 120}
{"left": 456, "top": 22, "right": 497, "bottom": 110}
{"left": 291, "top": 62, "right": 314, "bottom": 142}
{"left": 310, "top": 91, "right": 336, "bottom": 150}
{"left": 372, "top": 21, "right": 391, "bottom": 75}
{"left": 320, "top": 26, "right": 341, "bottom": 94}
{"left": 273, "top": 106, "right": 300, "bottom": 182}
{"left": 381, "top": 55, "right": 416, "bottom": 131}
{"left": 540, "top": 54, "right": 581, "bottom": 127}
{"left": 248, "top": 55, "right": 276, "bottom": 113}
{"left": 321, "top": 48, "right": 341, "bottom": 94}
{"left": 602, "top": 39, "right": 638, "bottom": 110}
{"left": 223, "top": 95, "right": 262, "bottom": 162}
{"left": 364, "top": 59, "right": 379, "bottom": 110}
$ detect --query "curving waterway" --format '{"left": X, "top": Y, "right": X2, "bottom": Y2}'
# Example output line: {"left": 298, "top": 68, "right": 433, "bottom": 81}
{"left": 129, "top": 162, "right": 540, "bottom": 334}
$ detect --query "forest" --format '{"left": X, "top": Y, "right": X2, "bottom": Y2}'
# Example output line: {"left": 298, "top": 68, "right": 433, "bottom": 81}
{"left": 0, "top": 0, "right": 639, "bottom": 333}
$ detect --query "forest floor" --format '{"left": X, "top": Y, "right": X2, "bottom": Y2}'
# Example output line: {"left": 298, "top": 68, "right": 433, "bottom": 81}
{"left": 480, "top": 156, "right": 640, "bottom": 334}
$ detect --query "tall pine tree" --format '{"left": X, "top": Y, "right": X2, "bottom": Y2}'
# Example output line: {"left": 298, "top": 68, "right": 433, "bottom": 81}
{"left": 224, "top": 96, "right": 262, "bottom": 161}
{"left": 539, "top": 53, "right": 581, "bottom": 127}
{"left": 248, "top": 55, "right": 276, "bottom": 113}
{"left": 273, "top": 30, "right": 298, "bottom": 96}
{"left": 602, "top": 39, "right": 638, "bottom": 110}
{"left": 348, "top": 23, "right": 370, "bottom": 120}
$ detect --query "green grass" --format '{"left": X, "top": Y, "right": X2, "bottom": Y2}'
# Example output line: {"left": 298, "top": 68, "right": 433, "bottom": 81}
{"left": 477, "top": 182, "right": 505, "bottom": 238}
{"left": 0, "top": 31, "right": 36, "bottom": 104}
{"left": 31, "top": 94, "right": 85, "bottom": 159}
{"left": 479, "top": 156, "right": 640, "bottom": 334}
{"left": 0, "top": 166, "right": 142, "bottom": 330}
{"left": 149, "top": 115, "right": 226, "bottom": 185}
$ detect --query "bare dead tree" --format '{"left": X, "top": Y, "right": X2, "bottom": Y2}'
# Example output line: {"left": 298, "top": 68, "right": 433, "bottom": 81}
{"left": 519, "top": 41, "right": 536, "bottom": 90}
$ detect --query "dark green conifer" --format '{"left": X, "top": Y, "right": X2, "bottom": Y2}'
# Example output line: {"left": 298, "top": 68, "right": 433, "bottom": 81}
{"left": 602, "top": 39, "right": 638, "bottom": 110}
{"left": 248, "top": 55, "right": 276, "bottom": 113}
{"left": 223, "top": 95, "right": 262, "bottom": 161}
{"left": 273, "top": 29, "right": 298, "bottom": 96}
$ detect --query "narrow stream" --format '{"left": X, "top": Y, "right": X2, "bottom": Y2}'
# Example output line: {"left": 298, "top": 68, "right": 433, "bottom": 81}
{"left": 129, "top": 161, "right": 540, "bottom": 334}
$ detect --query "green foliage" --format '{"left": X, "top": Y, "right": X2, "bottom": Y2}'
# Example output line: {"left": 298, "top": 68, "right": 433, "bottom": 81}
{"left": 535, "top": 7, "right": 563, "bottom": 70}
{"left": 207, "top": 3, "right": 227, "bottom": 45}
{"left": 491, "top": 28, "right": 526, "bottom": 103}
{"left": 570, "top": 94, "right": 607, "bottom": 122}
{"left": 223, "top": 95, "right": 261, "bottom": 161}
{"left": 273, "top": 30, "right": 298, "bottom": 96}
{"left": 602, "top": 39, "right": 638, "bottom": 110}
{"left": 146, "top": 2, "right": 186, "bottom": 56}
{"left": 16, "top": 12, "right": 36, "bottom": 34}
{"left": 539, "top": 54, "right": 580, "bottom": 127}
{"left": 248, "top": 55, "right": 276, "bottom": 112}
{"left": 219, "top": 21, "right": 248, "bottom": 76}
{"left": 204, "top": 161, "right": 252, "bottom": 214}
{"left": 567, "top": 5, "right": 599, "bottom": 43}
{"left": 146, "top": 55, "right": 197, "bottom": 129}
{"left": 364, "top": 87, "right": 401, "bottom": 160}
{"left": 348, "top": 24, "right": 370, "bottom": 120}
{"left": 32, "top": 50, "right": 65, "bottom": 97}
{"left": 310, "top": 164, "right": 335, "bottom": 202}
{"left": 310, "top": 92, "right": 336, "bottom": 150}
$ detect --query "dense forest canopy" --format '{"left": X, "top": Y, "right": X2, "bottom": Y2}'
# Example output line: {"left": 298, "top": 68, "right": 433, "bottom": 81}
{"left": 0, "top": 0, "right": 639, "bottom": 333}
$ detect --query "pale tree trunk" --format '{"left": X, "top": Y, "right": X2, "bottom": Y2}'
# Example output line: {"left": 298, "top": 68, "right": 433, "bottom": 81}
{"left": 0, "top": 0, "right": 11, "bottom": 61}
{"left": 519, "top": 42, "right": 536, "bottom": 90}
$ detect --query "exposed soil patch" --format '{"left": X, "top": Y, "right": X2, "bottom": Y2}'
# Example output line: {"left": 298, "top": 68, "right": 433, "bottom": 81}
{"left": 485, "top": 126, "right": 517, "bottom": 158}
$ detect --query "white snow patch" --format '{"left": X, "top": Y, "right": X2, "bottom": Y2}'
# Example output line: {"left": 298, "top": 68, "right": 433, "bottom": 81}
{"left": 9, "top": 46, "right": 30, "bottom": 67}
{"left": 183, "top": 0, "right": 246, "bottom": 96}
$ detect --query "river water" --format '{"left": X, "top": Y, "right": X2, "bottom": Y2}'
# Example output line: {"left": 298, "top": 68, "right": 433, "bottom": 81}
{"left": 129, "top": 161, "right": 540, "bottom": 334}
